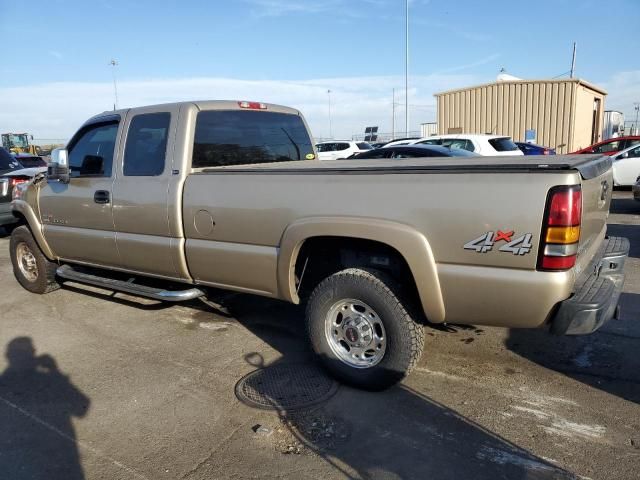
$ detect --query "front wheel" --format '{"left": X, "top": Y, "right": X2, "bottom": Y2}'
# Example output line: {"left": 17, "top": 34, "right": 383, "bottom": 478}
{"left": 306, "top": 268, "right": 424, "bottom": 390}
{"left": 10, "top": 226, "right": 60, "bottom": 294}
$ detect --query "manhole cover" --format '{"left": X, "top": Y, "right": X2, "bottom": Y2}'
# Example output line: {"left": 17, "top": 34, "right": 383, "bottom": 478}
{"left": 235, "top": 363, "right": 339, "bottom": 411}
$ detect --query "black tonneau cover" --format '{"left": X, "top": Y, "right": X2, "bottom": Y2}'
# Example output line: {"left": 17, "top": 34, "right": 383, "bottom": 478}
{"left": 201, "top": 154, "right": 611, "bottom": 180}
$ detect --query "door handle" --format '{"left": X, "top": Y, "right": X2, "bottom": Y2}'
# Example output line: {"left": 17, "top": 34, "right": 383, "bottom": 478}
{"left": 94, "top": 190, "right": 110, "bottom": 204}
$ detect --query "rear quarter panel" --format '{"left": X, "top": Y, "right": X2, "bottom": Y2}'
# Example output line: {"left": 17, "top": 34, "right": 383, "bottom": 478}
{"left": 183, "top": 169, "right": 582, "bottom": 327}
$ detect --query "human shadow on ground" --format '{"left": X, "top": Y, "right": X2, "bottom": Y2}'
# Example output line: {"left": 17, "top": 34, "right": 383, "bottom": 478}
{"left": 200, "top": 294, "right": 575, "bottom": 480}
{"left": 0, "top": 337, "right": 90, "bottom": 479}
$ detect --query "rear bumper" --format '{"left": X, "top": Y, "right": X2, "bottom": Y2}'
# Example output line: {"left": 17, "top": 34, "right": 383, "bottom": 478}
{"left": 550, "top": 236, "right": 629, "bottom": 335}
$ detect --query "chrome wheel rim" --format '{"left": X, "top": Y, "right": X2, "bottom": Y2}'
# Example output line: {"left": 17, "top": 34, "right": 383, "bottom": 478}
{"left": 325, "top": 299, "right": 387, "bottom": 368}
{"left": 16, "top": 242, "right": 38, "bottom": 282}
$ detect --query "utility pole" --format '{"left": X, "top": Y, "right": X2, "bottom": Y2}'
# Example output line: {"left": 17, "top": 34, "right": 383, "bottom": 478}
{"left": 109, "top": 59, "right": 119, "bottom": 110}
{"left": 327, "top": 89, "right": 333, "bottom": 139}
{"left": 635, "top": 103, "right": 640, "bottom": 133}
{"left": 570, "top": 42, "right": 577, "bottom": 78}
{"left": 405, "top": 0, "right": 409, "bottom": 136}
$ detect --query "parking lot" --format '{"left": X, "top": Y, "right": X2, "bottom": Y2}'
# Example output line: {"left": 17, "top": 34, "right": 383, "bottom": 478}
{"left": 0, "top": 190, "right": 637, "bottom": 480}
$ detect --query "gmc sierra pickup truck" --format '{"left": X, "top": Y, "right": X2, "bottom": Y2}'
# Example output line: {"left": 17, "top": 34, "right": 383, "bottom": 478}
{"left": 9, "top": 100, "right": 629, "bottom": 390}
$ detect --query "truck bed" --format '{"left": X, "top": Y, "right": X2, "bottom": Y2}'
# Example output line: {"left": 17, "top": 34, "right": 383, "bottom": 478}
{"left": 199, "top": 154, "right": 610, "bottom": 179}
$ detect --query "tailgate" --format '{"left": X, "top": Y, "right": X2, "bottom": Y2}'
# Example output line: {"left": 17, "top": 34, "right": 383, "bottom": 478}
{"left": 576, "top": 156, "right": 613, "bottom": 270}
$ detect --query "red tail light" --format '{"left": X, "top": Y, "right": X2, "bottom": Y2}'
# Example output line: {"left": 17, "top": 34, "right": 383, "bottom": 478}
{"left": 9, "top": 177, "right": 29, "bottom": 188}
{"left": 543, "top": 149, "right": 550, "bottom": 155}
{"left": 547, "top": 189, "right": 582, "bottom": 226}
{"left": 538, "top": 185, "right": 582, "bottom": 271}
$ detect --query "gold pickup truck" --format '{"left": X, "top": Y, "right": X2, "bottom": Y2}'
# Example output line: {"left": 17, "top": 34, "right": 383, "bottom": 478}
{"left": 8, "top": 100, "right": 629, "bottom": 390}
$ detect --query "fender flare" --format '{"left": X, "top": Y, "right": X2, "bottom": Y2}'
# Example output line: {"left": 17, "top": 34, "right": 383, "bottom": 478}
{"left": 12, "top": 199, "right": 56, "bottom": 260}
{"left": 277, "top": 216, "right": 446, "bottom": 323}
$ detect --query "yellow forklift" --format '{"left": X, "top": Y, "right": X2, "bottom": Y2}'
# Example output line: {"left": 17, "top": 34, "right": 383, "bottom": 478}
{"left": 1, "top": 132, "right": 42, "bottom": 155}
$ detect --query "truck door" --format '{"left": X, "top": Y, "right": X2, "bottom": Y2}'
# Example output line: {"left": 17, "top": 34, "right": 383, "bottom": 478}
{"left": 39, "top": 117, "right": 121, "bottom": 266}
{"left": 111, "top": 104, "right": 186, "bottom": 279}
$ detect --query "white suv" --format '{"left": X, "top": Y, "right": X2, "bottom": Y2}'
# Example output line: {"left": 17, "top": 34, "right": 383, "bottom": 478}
{"left": 316, "top": 141, "right": 373, "bottom": 160}
{"left": 410, "top": 134, "right": 523, "bottom": 156}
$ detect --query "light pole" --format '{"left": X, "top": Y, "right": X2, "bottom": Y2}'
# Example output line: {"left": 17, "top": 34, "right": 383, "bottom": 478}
{"left": 635, "top": 103, "right": 639, "bottom": 132}
{"left": 109, "top": 59, "right": 119, "bottom": 110}
{"left": 405, "top": 0, "right": 409, "bottom": 137}
{"left": 327, "top": 89, "right": 333, "bottom": 139}
{"left": 392, "top": 88, "right": 396, "bottom": 140}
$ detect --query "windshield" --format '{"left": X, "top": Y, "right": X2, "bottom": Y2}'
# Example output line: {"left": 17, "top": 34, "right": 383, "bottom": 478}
{"left": 4, "top": 134, "right": 29, "bottom": 149}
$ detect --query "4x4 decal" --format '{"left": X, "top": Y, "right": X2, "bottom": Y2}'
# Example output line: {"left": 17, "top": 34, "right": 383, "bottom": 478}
{"left": 464, "top": 230, "right": 533, "bottom": 255}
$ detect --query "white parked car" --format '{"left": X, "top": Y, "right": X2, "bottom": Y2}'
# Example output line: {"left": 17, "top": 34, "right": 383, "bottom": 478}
{"left": 611, "top": 143, "right": 640, "bottom": 186}
{"left": 409, "top": 134, "right": 523, "bottom": 156}
{"left": 315, "top": 141, "right": 372, "bottom": 160}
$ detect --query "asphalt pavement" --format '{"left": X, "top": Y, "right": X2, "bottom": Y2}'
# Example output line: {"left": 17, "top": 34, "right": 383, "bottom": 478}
{"left": 0, "top": 191, "right": 638, "bottom": 480}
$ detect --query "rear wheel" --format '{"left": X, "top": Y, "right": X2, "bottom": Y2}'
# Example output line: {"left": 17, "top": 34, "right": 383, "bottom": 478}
{"left": 306, "top": 268, "right": 424, "bottom": 390}
{"left": 10, "top": 226, "right": 59, "bottom": 294}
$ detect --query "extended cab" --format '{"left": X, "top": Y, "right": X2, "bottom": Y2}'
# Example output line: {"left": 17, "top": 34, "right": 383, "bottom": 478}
{"left": 9, "top": 100, "right": 629, "bottom": 390}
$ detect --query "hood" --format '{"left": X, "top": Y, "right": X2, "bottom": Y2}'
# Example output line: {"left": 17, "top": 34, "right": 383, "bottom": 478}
{"left": 3, "top": 167, "right": 47, "bottom": 177}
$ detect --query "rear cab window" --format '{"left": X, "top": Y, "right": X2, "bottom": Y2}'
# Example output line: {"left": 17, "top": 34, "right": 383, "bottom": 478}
{"left": 488, "top": 137, "right": 519, "bottom": 152}
{"left": 193, "top": 110, "right": 314, "bottom": 168}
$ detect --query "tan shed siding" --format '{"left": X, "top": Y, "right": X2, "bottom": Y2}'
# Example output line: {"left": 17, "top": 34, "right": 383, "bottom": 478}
{"left": 434, "top": 79, "right": 606, "bottom": 152}
{"left": 514, "top": 85, "right": 521, "bottom": 140}
{"left": 525, "top": 83, "right": 533, "bottom": 137}
{"left": 549, "top": 83, "right": 558, "bottom": 149}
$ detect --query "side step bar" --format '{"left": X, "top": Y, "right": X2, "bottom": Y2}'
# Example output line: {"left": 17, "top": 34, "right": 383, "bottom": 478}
{"left": 56, "top": 265, "right": 205, "bottom": 302}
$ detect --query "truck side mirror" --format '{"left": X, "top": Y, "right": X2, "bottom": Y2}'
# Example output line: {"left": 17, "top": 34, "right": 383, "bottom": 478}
{"left": 48, "top": 148, "right": 70, "bottom": 184}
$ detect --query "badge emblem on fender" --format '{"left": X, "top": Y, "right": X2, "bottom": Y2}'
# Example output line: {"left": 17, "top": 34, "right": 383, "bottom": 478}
{"left": 464, "top": 230, "right": 533, "bottom": 255}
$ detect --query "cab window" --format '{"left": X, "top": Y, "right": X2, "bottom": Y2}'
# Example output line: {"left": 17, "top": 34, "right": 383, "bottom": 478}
{"left": 593, "top": 140, "right": 621, "bottom": 153}
{"left": 67, "top": 121, "right": 119, "bottom": 177}
{"left": 443, "top": 138, "right": 475, "bottom": 152}
{"left": 124, "top": 113, "right": 170, "bottom": 176}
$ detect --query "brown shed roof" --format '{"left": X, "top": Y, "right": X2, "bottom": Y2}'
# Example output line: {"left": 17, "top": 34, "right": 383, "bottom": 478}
{"left": 434, "top": 78, "right": 607, "bottom": 97}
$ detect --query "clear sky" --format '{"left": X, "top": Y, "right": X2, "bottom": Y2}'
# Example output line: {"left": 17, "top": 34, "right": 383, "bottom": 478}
{"left": 1, "top": 0, "right": 639, "bottom": 141}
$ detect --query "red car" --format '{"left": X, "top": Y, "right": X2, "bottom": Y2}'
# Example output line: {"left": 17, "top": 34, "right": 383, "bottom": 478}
{"left": 572, "top": 136, "right": 640, "bottom": 155}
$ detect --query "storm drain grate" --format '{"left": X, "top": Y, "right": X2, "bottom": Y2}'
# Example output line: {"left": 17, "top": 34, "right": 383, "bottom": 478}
{"left": 235, "top": 363, "right": 339, "bottom": 411}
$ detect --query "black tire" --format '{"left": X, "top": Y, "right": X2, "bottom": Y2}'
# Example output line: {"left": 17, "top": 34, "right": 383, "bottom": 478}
{"left": 306, "top": 268, "right": 424, "bottom": 390}
{"left": 10, "top": 225, "right": 60, "bottom": 294}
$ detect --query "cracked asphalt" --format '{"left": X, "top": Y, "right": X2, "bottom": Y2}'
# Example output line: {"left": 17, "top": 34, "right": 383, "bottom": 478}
{"left": 0, "top": 191, "right": 638, "bottom": 480}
